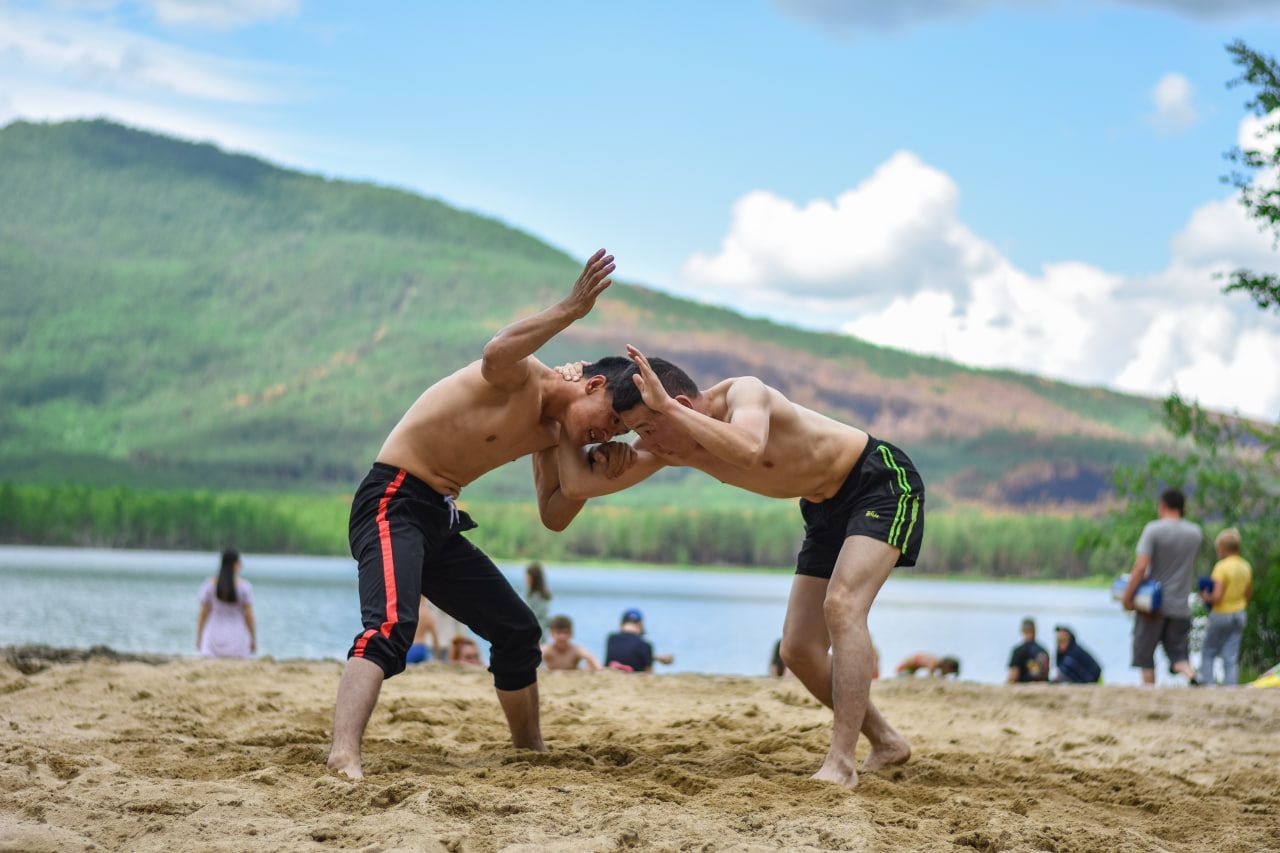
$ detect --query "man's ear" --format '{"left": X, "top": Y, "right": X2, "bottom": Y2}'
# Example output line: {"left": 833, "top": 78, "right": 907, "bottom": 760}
{"left": 674, "top": 394, "right": 695, "bottom": 409}
{"left": 584, "top": 375, "right": 607, "bottom": 395}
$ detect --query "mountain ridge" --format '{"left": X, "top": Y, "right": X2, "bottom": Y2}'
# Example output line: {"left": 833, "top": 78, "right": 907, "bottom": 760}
{"left": 0, "top": 119, "right": 1165, "bottom": 509}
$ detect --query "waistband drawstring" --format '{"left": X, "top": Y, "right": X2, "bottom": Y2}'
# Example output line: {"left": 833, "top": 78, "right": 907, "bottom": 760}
{"left": 443, "top": 495, "right": 460, "bottom": 528}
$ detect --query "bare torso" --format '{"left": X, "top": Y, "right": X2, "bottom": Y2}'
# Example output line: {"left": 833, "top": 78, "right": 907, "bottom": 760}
{"left": 641, "top": 379, "right": 868, "bottom": 503}
{"left": 377, "top": 360, "right": 560, "bottom": 496}
{"left": 542, "top": 642, "right": 591, "bottom": 671}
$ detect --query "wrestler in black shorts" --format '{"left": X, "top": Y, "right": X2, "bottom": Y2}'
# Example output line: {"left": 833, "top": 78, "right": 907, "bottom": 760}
{"left": 796, "top": 437, "right": 925, "bottom": 578}
{"left": 346, "top": 463, "right": 541, "bottom": 690}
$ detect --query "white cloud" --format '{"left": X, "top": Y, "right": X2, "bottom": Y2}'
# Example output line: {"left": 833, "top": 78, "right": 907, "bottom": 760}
{"left": 1148, "top": 72, "right": 1198, "bottom": 134}
{"left": 0, "top": 7, "right": 280, "bottom": 102}
{"left": 684, "top": 153, "right": 989, "bottom": 300}
{"left": 773, "top": 0, "right": 1280, "bottom": 33}
{"left": 49, "top": 0, "right": 300, "bottom": 30}
{"left": 0, "top": 5, "right": 320, "bottom": 166}
{"left": 147, "top": 0, "right": 300, "bottom": 30}
{"left": 680, "top": 125, "right": 1280, "bottom": 419}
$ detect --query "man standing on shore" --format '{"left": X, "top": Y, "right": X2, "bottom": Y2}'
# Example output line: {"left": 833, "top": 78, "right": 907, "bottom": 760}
{"left": 1122, "top": 488, "right": 1202, "bottom": 686}
{"left": 326, "top": 250, "right": 632, "bottom": 779}
{"left": 552, "top": 350, "right": 921, "bottom": 788}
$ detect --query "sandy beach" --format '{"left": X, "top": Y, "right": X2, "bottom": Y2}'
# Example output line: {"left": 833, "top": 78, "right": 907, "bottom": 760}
{"left": 1, "top": 648, "right": 1277, "bottom": 852}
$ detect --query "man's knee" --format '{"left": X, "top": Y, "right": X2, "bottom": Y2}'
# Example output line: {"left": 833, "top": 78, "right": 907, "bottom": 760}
{"left": 488, "top": 611, "right": 542, "bottom": 690}
{"left": 349, "top": 622, "right": 415, "bottom": 679}
{"left": 823, "top": 587, "right": 866, "bottom": 632}
{"left": 779, "top": 635, "right": 825, "bottom": 674}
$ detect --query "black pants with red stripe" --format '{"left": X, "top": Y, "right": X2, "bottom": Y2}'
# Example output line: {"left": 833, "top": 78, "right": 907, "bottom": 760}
{"left": 346, "top": 463, "right": 542, "bottom": 690}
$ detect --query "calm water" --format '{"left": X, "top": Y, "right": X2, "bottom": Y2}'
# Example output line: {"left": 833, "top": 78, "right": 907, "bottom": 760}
{"left": 0, "top": 546, "right": 1173, "bottom": 685}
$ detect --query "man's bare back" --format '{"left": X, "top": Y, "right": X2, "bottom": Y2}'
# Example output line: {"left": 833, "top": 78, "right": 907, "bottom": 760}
{"left": 555, "top": 356, "right": 867, "bottom": 504}
{"left": 625, "top": 377, "right": 866, "bottom": 502}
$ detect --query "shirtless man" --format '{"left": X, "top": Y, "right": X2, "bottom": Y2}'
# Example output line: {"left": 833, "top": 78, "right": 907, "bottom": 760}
{"left": 325, "top": 250, "right": 634, "bottom": 779}
{"left": 541, "top": 615, "right": 601, "bottom": 671}
{"left": 554, "top": 347, "right": 923, "bottom": 788}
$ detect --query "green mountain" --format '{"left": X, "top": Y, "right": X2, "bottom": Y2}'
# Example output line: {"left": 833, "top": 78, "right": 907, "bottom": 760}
{"left": 0, "top": 120, "right": 1164, "bottom": 509}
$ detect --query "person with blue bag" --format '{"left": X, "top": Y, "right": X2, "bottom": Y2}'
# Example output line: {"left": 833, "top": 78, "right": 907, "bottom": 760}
{"left": 1120, "top": 489, "right": 1203, "bottom": 686}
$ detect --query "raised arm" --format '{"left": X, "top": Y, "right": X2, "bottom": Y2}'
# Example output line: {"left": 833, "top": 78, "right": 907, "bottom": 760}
{"left": 555, "top": 437, "right": 667, "bottom": 501}
{"left": 628, "top": 345, "right": 771, "bottom": 469}
{"left": 480, "top": 250, "right": 615, "bottom": 391}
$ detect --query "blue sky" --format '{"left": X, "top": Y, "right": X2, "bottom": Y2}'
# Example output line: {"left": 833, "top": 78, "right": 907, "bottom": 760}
{"left": 3, "top": 0, "right": 1279, "bottom": 416}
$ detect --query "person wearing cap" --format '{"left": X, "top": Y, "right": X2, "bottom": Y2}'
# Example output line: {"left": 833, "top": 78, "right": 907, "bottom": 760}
{"left": 604, "top": 608, "right": 674, "bottom": 673}
{"left": 1052, "top": 626, "right": 1102, "bottom": 684}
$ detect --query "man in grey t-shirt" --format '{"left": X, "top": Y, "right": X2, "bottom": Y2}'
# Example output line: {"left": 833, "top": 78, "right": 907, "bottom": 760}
{"left": 1122, "top": 488, "right": 1202, "bottom": 685}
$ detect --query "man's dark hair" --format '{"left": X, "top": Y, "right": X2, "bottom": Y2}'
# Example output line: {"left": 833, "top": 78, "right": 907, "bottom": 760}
{"left": 1021, "top": 617, "right": 1035, "bottom": 635}
{"left": 549, "top": 614, "right": 573, "bottom": 632}
{"left": 580, "top": 356, "right": 634, "bottom": 395}
{"left": 609, "top": 357, "right": 700, "bottom": 413}
{"left": 1159, "top": 488, "right": 1186, "bottom": 514}
{"left": 939, "top": 656, "right": 960, "bottom": 676}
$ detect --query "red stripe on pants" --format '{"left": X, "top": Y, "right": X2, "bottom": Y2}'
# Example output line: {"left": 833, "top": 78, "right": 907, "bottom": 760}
{"left": 376, "top": 469, "right": 408, "bottom": 638}
{"left": 352, "top": 628, "right": 377, "bottom": 658}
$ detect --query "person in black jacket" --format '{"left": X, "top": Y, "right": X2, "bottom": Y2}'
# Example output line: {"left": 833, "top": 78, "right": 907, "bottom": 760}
{"left": 1053, "top": 625, "right": 1102, "bottom": 684}
{"left": 604, "top": 608, "right": 674, "bottom": 672}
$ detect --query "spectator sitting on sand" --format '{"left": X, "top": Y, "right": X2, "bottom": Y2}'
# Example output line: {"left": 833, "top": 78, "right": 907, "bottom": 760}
{"left": 1053, "top": 625, "right": 1102, "bottom": 684}
{"left": 895, "top": 653, "right": 959, "bottom": 678}
{"left": 541, "top": 615, "right": 601, "bottom": 671}
{"left": 605, "top": 608, "right": 674, "bottom": 673}
{"left": 196, "top": 549, "right": 256, "bottom": 659}
{"left": 451, "top": 635, "right": 484, "bottom": 667}
{"left": 1007, "top": 617, "right": 1050, "bottom": 683}
{"left": 406, "top": 598, "right": 439, "bottom": 665}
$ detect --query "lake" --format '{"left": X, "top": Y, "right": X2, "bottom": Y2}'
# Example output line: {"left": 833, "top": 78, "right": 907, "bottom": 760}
{"left": 0, "top": 546, "right": 1178, "bottom": 685}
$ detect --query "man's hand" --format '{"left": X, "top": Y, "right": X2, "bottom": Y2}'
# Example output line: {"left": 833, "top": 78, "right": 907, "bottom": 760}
{"left": 554, "top": 361, "right": 587, "bottom": 382}
{"left": 590, "top": 441, "right": 637, "bottom": 479}
{"left": 1122, "top": 592, "right": 1135, "bottom": 612}
{"left": 626, "top": 344, "right": 674, "bottom": 413}
{"left": 563, "top": 249, "right": 615, "bottom": 319}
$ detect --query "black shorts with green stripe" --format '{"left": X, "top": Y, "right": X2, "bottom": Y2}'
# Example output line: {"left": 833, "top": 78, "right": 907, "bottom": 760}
{"left": 796, "top": 437, "right": 925, "bottom": 579}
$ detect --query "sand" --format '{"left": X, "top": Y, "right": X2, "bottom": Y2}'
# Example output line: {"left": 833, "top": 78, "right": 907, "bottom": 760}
{"left": 1, "top": 648, "right": 1278, "bottom": 852}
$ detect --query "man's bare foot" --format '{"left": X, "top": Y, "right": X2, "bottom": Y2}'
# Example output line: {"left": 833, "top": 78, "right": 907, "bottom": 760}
{"left": 326, "top": 751, "right": 363, "bottom": 780}
{"left": 810, "top": 757, "right": 858, "bottom": 789}
{"left": 862, "top": 733, "right": 911, "bottom": 772}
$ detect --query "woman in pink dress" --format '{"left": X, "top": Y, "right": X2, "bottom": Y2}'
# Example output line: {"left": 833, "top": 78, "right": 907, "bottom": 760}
{"left": 196, "top": 549, "right": 256, "bottom": 658}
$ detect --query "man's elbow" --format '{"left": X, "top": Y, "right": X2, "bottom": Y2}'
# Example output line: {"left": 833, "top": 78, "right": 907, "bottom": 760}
{"left": 558, "top": 481, "right": 591, "bottom": 502}
{"left": 736, "top": 440, "right": 767, "bottom": 469}
{"left": 539, "top": 512, "right": 570, "bottom": 533}
{"left": 538, "top": 504, "right": 576, "bottom": 532}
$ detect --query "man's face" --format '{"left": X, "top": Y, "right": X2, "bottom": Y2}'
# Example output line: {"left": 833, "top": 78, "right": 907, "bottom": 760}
{"left": 1056, "top": 630, "right": 1070, "bottom": 652}
{"left": 563, "top": 376, "right": 625, "bottom": 446}
{"left": 619, "top": 405, "right": 697, "bottom": 457}
{"left": 550, "top": 628, "right": 572, "bottom": 649}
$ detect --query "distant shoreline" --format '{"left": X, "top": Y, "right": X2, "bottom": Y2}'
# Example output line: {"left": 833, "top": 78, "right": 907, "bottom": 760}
{"left": 0, "top": 542, "right": 1111, "bottom": 587}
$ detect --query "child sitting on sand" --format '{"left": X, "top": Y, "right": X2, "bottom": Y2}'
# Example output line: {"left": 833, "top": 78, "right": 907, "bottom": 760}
{"left": 541, "top": 615, "right": 601, "bottom": 671}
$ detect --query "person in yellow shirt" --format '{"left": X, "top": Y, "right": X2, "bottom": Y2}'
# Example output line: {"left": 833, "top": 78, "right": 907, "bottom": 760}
{"left": 1199, "top": 527, "right": 1254, "bottom": 685}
